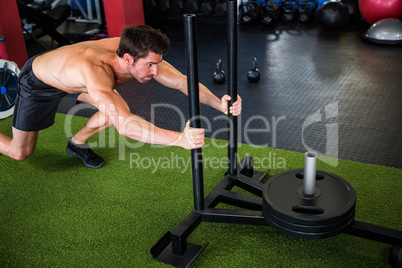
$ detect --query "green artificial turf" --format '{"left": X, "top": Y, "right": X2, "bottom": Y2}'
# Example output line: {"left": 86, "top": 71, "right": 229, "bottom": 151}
{"left": 0, "top": 114, "right": 401, "bottom": 267}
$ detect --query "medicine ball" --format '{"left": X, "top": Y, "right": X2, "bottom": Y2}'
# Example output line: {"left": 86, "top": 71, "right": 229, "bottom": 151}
{"left": 315, "top": 1, "right": 350, "bottom": 29}
{"left": 340, "top": 0, "right": 361, "bottom": 23}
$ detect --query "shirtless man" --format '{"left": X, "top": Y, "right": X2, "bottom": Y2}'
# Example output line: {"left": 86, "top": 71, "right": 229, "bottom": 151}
{"left": 0, "top": 25, "right": 242, "bottom": 168}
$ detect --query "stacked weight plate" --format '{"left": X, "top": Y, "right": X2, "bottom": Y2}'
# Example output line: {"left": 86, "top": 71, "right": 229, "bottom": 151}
{"left": 0, "top": 60, "right": 20, "bottom": 119}
{"left": 262, "top": 169, "right": 356, "bottom": 239}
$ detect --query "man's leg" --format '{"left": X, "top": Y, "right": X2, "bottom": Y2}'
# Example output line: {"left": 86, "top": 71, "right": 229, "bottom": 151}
{"left": 65, "top": 93, "right": 112, "bottom": 168}
{"left": 0, "top": 128, "right": 38, "bottom": 161}
{"left": 71, "top": 110, "right": 112, "bottom": 145}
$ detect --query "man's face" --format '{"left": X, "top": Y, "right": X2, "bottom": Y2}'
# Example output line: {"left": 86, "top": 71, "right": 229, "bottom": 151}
{"left": 129, "top": 52, "right": 163, "bottom": 83}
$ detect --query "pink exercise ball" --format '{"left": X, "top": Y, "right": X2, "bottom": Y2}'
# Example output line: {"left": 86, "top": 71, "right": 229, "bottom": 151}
{"left": 359, "top": 0, "right": 402, "bottom": 25}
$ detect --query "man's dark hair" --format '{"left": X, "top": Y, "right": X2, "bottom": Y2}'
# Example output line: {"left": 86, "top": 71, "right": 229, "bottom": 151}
{"left": 116, "top": 25, "right": 170, "bottom": 62}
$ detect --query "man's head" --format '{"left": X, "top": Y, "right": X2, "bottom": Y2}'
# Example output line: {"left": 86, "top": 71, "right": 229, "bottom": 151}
{"left": 117, "top": 25, "right": 170, "bottom": 62}
{"left": 117, "top": 25, "right": 170, "bottom": 83}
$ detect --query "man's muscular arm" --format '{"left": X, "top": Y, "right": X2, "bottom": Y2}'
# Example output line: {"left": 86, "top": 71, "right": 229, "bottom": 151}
{"left": 154, "top": 61, "right": 242, "bottom": 116}
{"left": 85, "top": 65, "right": 204, "bottom": 149}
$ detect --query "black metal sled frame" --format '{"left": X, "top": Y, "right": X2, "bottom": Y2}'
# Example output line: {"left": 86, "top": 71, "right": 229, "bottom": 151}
{"left": 150, "top": 2, "right": 402, "bottom": 267}
{"left": 150, "top": 154, "right": 402, "bottom": 267}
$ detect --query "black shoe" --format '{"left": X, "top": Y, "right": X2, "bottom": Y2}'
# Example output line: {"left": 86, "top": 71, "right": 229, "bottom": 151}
{"left": 66, "top": 137, "right": 105, "bottom": 168}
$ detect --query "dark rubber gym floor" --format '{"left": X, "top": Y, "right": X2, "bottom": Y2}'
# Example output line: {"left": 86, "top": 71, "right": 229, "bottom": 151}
{"left": 29, "top": 11, "right": 402, "bottom": 169}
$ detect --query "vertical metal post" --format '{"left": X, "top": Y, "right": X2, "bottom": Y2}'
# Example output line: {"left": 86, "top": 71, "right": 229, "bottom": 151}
{"left": 227, "top": 0, "right": 238, "bottom": 177}
{"left": 184, "top": 14, "right": 204, "bottom": 212}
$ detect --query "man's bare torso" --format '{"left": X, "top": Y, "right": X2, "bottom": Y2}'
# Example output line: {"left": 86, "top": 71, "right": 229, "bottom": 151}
{"left": 32, "top": 37, "right": 125, "bottom": 94}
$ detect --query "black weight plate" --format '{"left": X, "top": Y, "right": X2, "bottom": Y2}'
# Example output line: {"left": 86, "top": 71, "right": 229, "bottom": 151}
{"left": 265, "top": 206, "right": 355, "bottom": 234}
{"left": 265, "top": 205, "right": 355, "bottom": 239}
{"left": 263, "top": 169, "right": 356, "bottom": 226}
{"left": 0, "top": 69, "right": 18, "bottom": 111}
{"left": 264, "top": 197, "right": 356, "bottom": 227}
{"left": 265, "top": 212, "right": 355, "bottom": 239}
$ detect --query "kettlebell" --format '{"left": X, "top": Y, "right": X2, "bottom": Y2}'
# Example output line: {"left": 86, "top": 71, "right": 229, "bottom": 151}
{"left": 306, "top": 0, "right": 318, "bottom": 10}
{"left": 261, "top": 1, "right": 280, "bottom": 26}
{"left": 213, "top": 59, "right": 225, "bottom": 84}
{"left": 247, "top": 57, "right": 260, "bottom": 83}
{"left": 239, "top": 1, "right": 260, "bottom": 24}
{"left": 298, "top": 2, "right": 314, "bottom": 23}
{"left": 282, "top": 1, "right": 297, "bottom": 23}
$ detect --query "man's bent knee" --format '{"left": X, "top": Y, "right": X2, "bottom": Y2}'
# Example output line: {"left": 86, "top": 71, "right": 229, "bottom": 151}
{"left": 9, "top": 148, "right": 34, "bottom": 161}
{"left": 9, "top": 128, "right": 38, "bottom": 161}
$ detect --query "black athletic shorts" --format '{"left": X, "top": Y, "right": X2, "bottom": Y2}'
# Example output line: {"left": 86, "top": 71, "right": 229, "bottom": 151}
{"left": 12, "top": 54, "right": 70, "bottom": 131}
